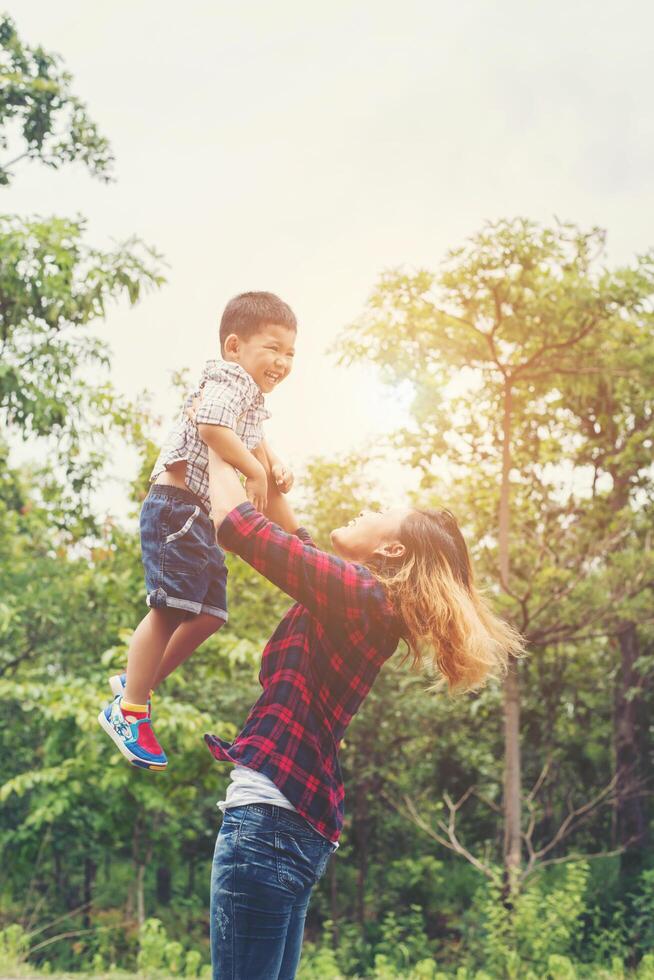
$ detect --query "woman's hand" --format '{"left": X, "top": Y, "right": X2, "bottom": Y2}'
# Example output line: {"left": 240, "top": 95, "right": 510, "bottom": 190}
{"left": 245, "top": 464, "right": 268, "bottom": 512}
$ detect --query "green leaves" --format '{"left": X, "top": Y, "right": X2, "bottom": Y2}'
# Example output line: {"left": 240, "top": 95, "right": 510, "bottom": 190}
{"left": 0, "top": 215, "right": 165, "bottom": 506}
{"left": 0, "top": 15, "right": 113, "bottom": 184}
{"left": 335, "top": 218, "right": 654, "bottom": 648}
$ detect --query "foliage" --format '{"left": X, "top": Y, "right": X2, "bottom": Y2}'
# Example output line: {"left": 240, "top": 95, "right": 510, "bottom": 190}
{"left": 0, "top": 922, "right": 28, "bottom": 971}
{"left": 0, "top": 214, "right": 164, "bottom": 507}
{"left": 467, "top": 862, "right": 590, "bottom": 976}
{"left": 136, "top": 918, "right": 209, "bottom": 977}
{"left": 334, "top": 217, "right": 654, "bottom": 891}
{"left": 0, "top": 23, "right": 652, "bottom": 967}
{"left": 0, "top": 14, "right": 113, "bottom": 184}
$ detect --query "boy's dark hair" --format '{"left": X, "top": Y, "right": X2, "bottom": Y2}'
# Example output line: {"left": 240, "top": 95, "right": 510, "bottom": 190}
{"left": 219, "top": 292, "right": 297, "bottom": 351}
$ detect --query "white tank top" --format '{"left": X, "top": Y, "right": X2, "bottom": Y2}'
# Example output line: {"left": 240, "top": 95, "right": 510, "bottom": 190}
{"left": 217, "top": 765, "right": 298, "bottom": 814}
{"left": 218, "top": 765, "right": 339, "bottom": 848}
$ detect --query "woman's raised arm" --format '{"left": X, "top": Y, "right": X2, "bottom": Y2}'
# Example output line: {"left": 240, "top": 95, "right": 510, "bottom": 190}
{"left": 208, "top": 450, "right": 382, "bottom": 628}
{"left": 208, "top": 449, "right": 300, "bottom": 533}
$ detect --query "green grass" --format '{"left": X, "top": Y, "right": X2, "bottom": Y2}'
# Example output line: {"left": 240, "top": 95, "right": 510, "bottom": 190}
{"left": 2, "top": 974, "right": 142, "bottom": 980}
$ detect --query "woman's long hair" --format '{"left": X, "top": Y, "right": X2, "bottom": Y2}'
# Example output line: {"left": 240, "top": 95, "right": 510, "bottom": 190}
{"left": 370, "top": 508, "right": 524, "bottom": 693}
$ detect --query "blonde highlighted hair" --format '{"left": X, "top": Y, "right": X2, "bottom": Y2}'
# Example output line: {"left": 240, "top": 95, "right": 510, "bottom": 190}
{"left": 370, "top": 508, "right": 524, "bottom": 693}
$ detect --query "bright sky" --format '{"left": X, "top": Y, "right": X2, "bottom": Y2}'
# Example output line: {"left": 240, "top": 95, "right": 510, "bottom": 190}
{"left": 5, "top": 0, "right": 654, "bottom": 515}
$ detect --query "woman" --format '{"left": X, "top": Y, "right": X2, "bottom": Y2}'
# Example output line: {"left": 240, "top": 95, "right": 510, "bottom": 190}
{"left": 205, "top": 453, "right": 522, "bottom": 980}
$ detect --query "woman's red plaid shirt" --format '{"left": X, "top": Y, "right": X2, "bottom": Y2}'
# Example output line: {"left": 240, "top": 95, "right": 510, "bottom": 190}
{"left": 204, "top": 502, "right": 401, "bottom": 843}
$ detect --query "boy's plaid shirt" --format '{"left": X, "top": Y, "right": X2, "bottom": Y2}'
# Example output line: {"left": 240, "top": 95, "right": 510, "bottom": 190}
{"left": 204, "top": 502, "right": 401, "bottom": 843}
{"left": 150, "top": 361, "right": 270, "bottom": 512}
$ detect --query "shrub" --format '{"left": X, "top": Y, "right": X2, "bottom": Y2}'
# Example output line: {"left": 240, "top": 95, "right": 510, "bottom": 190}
{"left": 546, "top": 954, "right": 578, "bottom": 979}
{"left": 470, "top": 862, "right": 590, "bottom": 977}
{"left": 0, "top": 923, "right": 28, "bottom": 971}
{"left": 136, "top": 916, "right": 209, "bottom": 978}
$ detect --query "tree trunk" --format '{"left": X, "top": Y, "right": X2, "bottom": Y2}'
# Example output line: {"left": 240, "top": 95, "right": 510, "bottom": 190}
{"left": 498, "top": 383, "right": 512, "bottom": 591}
{"left": 329, "top": 859, "right": 339, "bottom": 948}
{"left": 53, "top": 846, "right": 75, "bottom": 910}
{"left": 53, "top": 848, "right": 64, "bottom": 903}
{"left": 503, "top": 663, "right": 522, "bottom": 879}
{"left": 499, "top": 381, "right": 522, "bottom": 883}
{"left": 136, "top": 862, "right": 146, "bottom": 928}
{"left": 353, "top": 780, "right": 369, "bottom": 928}
{"left": 156, "top": 864, "right": 171, "bottom": 905}
{"left": 130, "top": 817, "right": 150, "bottom": 928}
{"left": 186, "top": 857, "right": 195, "bottom": 898}
{"left": 613, "top": 624, "right": 648, "bottom": 877}
{"left": 83, "top": 858, "right": 96, "bottom": 929}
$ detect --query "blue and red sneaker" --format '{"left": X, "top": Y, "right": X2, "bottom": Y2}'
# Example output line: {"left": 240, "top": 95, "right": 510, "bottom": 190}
{"left": 109, "top": 672, "right": 128, "bottom": 698}
{"left": 109, "top": 673, "right": 153, "bottom": 716}
{"left": 98, "top": 695, "right": 167, "bottom": 771}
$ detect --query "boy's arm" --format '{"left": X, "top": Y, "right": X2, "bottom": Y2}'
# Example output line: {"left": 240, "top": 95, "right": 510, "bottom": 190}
{"left": 192, "top": 368, "right": 269, "bottom": 510}
{"left": 251, "top": 441, "right": 271, "bottom": 474}
{"left": 259, "top": 437, "right": 294, "bottom": 494}
{"left": 250, "top": 442, "right": 296, "bottom": 531}
{"left": 198, "top": 424, "right": 268, "bottom": 512}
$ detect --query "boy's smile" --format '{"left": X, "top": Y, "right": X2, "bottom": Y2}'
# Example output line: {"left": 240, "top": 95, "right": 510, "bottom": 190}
{"left": 223, "top": 323, "right": 296, "bottom": 393}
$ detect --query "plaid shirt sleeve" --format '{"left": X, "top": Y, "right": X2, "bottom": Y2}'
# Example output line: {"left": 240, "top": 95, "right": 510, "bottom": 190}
{"left": 217, "top": 502, "right": 378, "bottom": 626}
{"left": 194, "top": 369, "right": 257, "bottom": 432}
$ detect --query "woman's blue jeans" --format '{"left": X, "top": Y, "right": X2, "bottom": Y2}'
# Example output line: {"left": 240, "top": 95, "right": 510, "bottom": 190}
{"left": 210, "top": 803, "right": 336, "bottom": 979}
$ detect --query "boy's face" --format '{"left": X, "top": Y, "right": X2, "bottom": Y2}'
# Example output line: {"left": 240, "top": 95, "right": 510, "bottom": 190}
{"left": 223, "top": 323, "right": 296, "bottom": 394}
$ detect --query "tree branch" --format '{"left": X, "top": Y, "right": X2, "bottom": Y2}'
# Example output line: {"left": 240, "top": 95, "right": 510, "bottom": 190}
{"left": 0, "top": 644, "right": 36, "bottom": 678}
{"left": 525, "top": 524, "right": 632, "bottom": 628}
{"left": 526, "top": 757, "right": 552, "bottom": 804}
{"left": 384, "top": 791, "right": 500, "bottom": 882}
{"left": 531, "top": 773, "right": 619, "bottom": 864}
{"left": 29, "top": 927, "right": 98, "bottom": 955}
{"left": 522, "top": 841, "right": 638, "bottom": 881}
{"left": 0, "top": 150, "right": 31, "bottom": 172}
{"left": 432, "top": 305, "right": 508, "bottom": 376}
{"left": 513, "top": 316, "right": 601, "bottom": 378}
{"left": 26, "top": 901, "right": 93, "bottom": 941}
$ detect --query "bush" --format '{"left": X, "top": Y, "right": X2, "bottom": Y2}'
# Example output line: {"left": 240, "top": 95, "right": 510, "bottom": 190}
{"left": 136, "top": 917, "right": 208, "bottom": 978}
{"left": 639, "top": 954, "right": 654, "bottom": 980}
{"left": 546, "top": 954, "right": 578, "bottom": 979}
{"left": 298, "top": 940, "right": 346, "bottom": 979}
{"left": 469, "top": 863, "right": 590, "bottom": 977}
{"left": 0, "top": 923, "right": 28, "bottom": 971}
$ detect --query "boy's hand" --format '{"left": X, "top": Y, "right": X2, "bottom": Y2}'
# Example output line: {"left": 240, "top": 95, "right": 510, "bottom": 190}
{"left": 271, "top": 462, "right": 294, "bottom": 494}
{"left": 245, "top": 465, "right": 268, "bottom": 512}
{"left": 186, "top": 396, "right": 201, "bottom": 423}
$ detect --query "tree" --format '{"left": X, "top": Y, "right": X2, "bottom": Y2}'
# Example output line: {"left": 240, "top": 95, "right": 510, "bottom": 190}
{"left": 0, "top": 214, "right": 163, "bottom": 505}
{"left": 0, "top": 16, "right": 164, "bottom": 513}
{"left": 0, "top": 14, "right": 112, "bottom": 185}
{"left": 336, "top": 218, "right": 654, "bottom": 889}
{"left": 557, "top": 319, "right": 654, "bottom": 876}
{"left": 0, "top": 16, "right": 165, "bottom": 969}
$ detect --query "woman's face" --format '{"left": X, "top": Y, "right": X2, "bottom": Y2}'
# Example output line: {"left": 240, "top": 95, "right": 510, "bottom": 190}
{"left": 330, "top": 508, "right": 412, "bottom": 563}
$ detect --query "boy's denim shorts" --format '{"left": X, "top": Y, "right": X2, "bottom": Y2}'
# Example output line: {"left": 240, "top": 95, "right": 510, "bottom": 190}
{"left": 140, "top": 485, "right": 228, "bottom": 621}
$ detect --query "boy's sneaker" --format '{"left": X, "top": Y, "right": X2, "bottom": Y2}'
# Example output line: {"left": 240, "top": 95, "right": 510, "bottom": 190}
{"left": 109, "top": 672, "right": 127, "bottom": 698}
{"left": 98, "top": 695, "right": 167, "bottom": 771}
{"left": 109, "top": 673, "right": 152, "bottom": 717}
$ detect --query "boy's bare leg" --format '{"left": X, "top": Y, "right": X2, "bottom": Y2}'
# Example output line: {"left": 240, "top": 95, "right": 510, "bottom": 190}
{"left": 152, "top": 613, "right": 224, "bottom": 689}
{"left": 132, "top": 477, "right": 292, "bottom": 697}
{"left": 124, "top": 608, "right": 186, "bottom": 705}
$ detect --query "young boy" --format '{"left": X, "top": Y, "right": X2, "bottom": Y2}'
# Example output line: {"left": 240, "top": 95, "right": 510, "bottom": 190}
{"left": 98, "top": 291, "right": 297, "bottom": 770}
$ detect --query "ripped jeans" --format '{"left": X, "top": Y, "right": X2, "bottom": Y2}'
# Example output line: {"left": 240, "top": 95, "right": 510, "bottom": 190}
{"left": 210, "top": 804, "right": 337, "bottom": 980}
